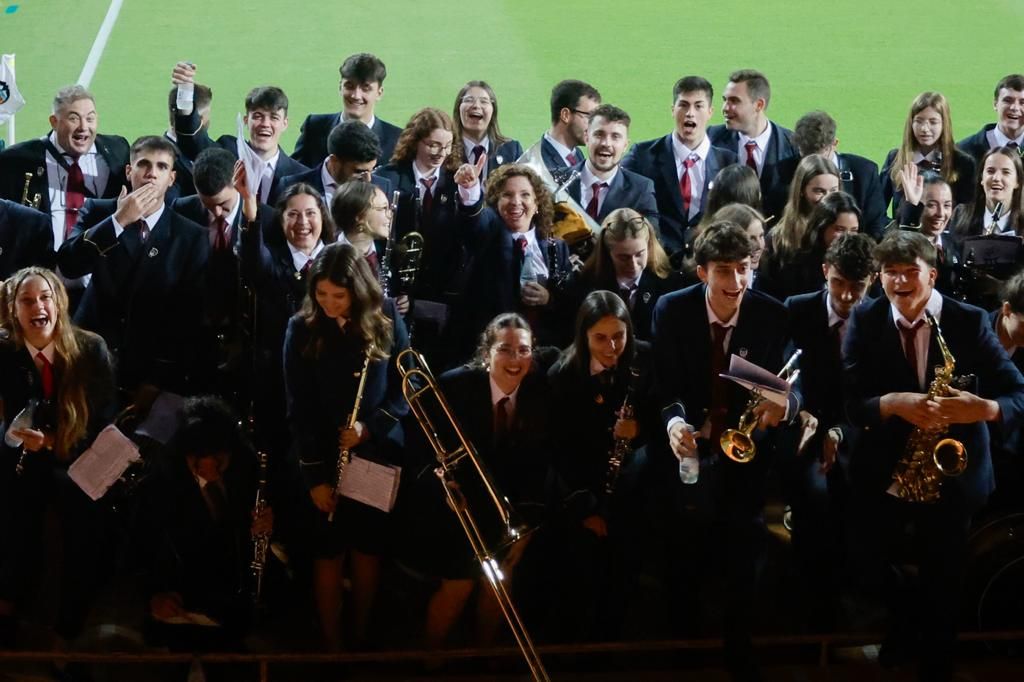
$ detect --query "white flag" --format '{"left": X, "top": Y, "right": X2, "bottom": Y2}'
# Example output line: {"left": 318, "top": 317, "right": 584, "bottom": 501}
{"left": 0, "top": 54, "right": 26, "bottom": 124}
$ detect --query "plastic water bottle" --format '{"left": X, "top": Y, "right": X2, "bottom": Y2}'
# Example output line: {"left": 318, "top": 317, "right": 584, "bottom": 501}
{"left": 678, "top": 456, "right": 700, "bottom": 485}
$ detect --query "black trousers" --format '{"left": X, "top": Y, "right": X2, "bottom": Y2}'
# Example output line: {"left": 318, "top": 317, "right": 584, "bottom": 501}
{"left": 849, "top": 489, "right": 972, "bottom": 682}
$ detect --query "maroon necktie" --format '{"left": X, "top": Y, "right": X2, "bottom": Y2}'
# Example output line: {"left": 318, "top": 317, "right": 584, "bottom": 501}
{"left": 420, "top": 177, "right": 435, "bottom": 217}
{"left": 494, "top": 396, "right": 510, "bottom": 441}
{"left": 899, "top": 319, "right": 926, "bottom": 388}
{"left": 680, "top": 155, "right": 697, "bottom": 215}
{"left": 744, "top": 141, "right": 758, "bottom": 172}
{"left": 709, "top": 322, "right": 730, "bottom": 445}
{"left": 565, "top": 151, "right": 578, "bottom": 166}
{"left": 300, "top": 259, "right": 312, "bottom": 277}
{"left": 64, "top": 158, "right": 86, "bottom": 238}
{"left": 365, "top": 248, "right": 380, "bottom": 279}
{"left": 472, "top": 145, "right": 486, "bottom": 165}
{"left": 586, "top": 181, "right": 606, "bottom": 220}
{"left": 212, "top": 216, "right": 230, "bottom": 252}
{"left": 36, "top": 352, "right": 54, "bottom": 399}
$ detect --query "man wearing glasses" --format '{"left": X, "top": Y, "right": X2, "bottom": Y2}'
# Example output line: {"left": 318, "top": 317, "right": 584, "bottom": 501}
{"left": 538, "top": 80, "right": 601, "bottom": 172}
{"left": 272, "top": 120, "right": 391, "bottom": 206}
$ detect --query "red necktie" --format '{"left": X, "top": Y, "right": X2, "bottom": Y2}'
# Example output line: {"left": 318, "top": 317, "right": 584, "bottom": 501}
{"left": 36, "top": 351, "right": 54, "bottom": 399}
{"left": 64, "top": 158, "right": 86, "bottom": 238}
{"left": 213, "top": 216, "right": 230, "bottom": 252}
{"left": 586, "top": 181, "right": 606, "bottom": 220}
{"left": 899, "top": 319, "right": 926, "bottom": 388}
{"left": 744, "top": 141, "right": 758, "bottom": 172}
{"left": 137, "top": 219, "right": 150, "bottom": 243}
{"left": 709, "top": 322, "right": 730, "bottom": 445}
{"left": 680, "top": 155, "right": 697, "bottom": 215}
{"left": 420, "top": 177, "right": 435, "bottom": 217}
{"left": 565, "top": 151, "right": 578, "bottom": 166}
{"left": 494, "top": 396, "right": 510, "bottom": 441}
{"left": 365, "top": 248, "right": 380, "bottom": 279}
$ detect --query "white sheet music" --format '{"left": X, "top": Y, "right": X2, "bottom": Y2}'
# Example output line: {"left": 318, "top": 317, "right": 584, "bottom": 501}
{"left": 68, "top": 425, "right": 141, "bottom": 501}
{"left": 135, "top": 392, "right": 185, "bottom": 445}
{"left": 338, "top": 455, "right": 401, "bottom": 513}
{"left": 236, "top": 114, "right": 268, "bottom": 197}
{"left": 719, "top": 354, "right": 792, "bottom": 407}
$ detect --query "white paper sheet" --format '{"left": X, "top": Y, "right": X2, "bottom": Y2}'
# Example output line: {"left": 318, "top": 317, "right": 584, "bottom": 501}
{"left": 338, "top": 455, "right": 401, "bottom": 513}
{"left": 236, "top": 113, "right": 267, "bottom": 197}
{"left": 719, "top": 354, "right": 793, "bottom": 408}
{"left": 68, "top": 425, "right": 141, "bottom": 501}
{"left": 135, "top": 392, "right": 185, "bottom": 445}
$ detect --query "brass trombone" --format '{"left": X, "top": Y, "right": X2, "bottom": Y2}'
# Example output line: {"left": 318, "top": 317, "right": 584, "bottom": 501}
{"left": 720, "top": 349, "right": 802, "bottom": 463}
{"left": 396, "top": 348, "right": 550, "bottom": 682}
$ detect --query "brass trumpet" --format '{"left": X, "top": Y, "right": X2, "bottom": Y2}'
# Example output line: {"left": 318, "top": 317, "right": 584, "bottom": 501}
{"left": 396, "top": 348, "right": 550, "bottom": 682}
{"left": 21, "top": 172, "right": 41, "bottom": 209}
{"left": 720, "top": 349, "right": 802, "bottom": 463}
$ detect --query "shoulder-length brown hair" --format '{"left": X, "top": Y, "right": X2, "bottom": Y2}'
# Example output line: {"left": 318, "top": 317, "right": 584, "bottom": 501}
{"left": 561, "top": 290, "right": 636, "bottom": 378}
{"left": 582, "top": 207, "right": 671, "bottom": 283}
{"left": 773, "top": 155, "right": 840, "bottom": 259}
{"left": 452, "top": 80, "right": 510, "bottom": 149}
{"left": 889, "top": 92, "right": 960, "bottom": 189}
{"left": 472, "top": 312, "right": 533, "bottom": 369}
{"left": 1, "top": 267, "right": 95, "bottom": 459}
{"left": 275, "top": 182, "right": 337, "bottom": 246}
{"left": 299, "top": 243, "right": 393, "bottom": 361}
{"left": 953, "top": 146, "right": 1024, "bottom": 238}
{"left": 390, "top": 107, "right": 459, "bottom": 170}
{"left": 484, "top": 164, "right": 555, "bottom": 238}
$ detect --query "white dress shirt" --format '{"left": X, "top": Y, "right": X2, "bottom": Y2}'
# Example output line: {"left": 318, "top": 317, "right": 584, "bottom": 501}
{"left": 580, "top": 162, "right": 618, "bottom": 216}
{"left": 737, "top": 123, "right": 773, "bottom": 177}
{"left": 672, "top": 133, "right": 712, "bottom": 219}
{"left": 44, "top": 132, "right": 109, "bottom": 248}
{"left": 890, "top": 288, "right": 943, "bottom": 390}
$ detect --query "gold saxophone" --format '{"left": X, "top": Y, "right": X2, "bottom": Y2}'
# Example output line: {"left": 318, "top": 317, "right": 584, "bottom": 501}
{"left": 889, "top": 311, "right": 967, "bottom": 503}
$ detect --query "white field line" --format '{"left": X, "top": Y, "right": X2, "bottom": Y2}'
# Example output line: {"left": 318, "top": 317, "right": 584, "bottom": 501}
{"left": 77, "top": 0, "right": 124, "bottom": 88}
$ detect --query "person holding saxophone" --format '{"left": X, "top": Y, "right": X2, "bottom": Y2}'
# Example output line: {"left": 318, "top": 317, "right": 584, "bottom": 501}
{"left": 282, "top": 242, "right": 409, "bottom": 651}
{"left": 843, "top": 230, "right": 1024, "bottom": 681}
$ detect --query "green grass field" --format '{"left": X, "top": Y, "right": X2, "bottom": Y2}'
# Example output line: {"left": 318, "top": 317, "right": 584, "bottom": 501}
{"left": 3, "top": 0, "right": 1023, "bottom": 167}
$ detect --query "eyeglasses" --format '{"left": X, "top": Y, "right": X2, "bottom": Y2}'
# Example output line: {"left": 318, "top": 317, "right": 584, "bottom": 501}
{"left": 461, "top": 96, "right": 493, "bottom": 106}
{"left": 571, "top": 108, "right": 595, "bottom": 119}
{"left": 351, "top": 167, "right": 378, "bottom": 179}
{"left": 492, "top": 345, "right": 533, "bottom": 359}
{"left": 421, "top": 141, "right": 453, "bottom": 154}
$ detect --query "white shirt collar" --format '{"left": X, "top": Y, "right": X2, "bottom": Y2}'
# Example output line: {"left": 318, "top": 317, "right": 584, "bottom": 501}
{"left": 912, "top": 149, "right": 941, "bottom": 164}
{"left": 488, "top": 374, "right": 520, "bottom": 414}
{"left": 983, "top": 209, "right": 1011, "bottom": 234}
{"left": 287, "top": 239, "right": 325, "bottom": 272}
{"left": 343, "top": 113, "right": 376, "bottom": 130}
{"left": 617, "top": 272, "right": 643, "bottom": 291}
{"left": 320, "top": 160, "right": 337, "bottom": 190}
{"left": 413, "top": 162, "right": 441, "bottom": 187}
{"left": 891, "top": 287, "right": 943, "bottom": 329}
{"left": 672, "top": 132, "right": 711, "bottom": 164}
{"left": 143, "top": 204, "right": 166, "bottom": 231}
{"left": 543, "top": 132, "right": 575, "bottom": 163}
{"left": 738, "top": 121, "right": 772, "bottom": 151}
{"left": 581, "top": 159, "right": 618, "bottom": 188}
{"left": 463, "top": 136, "right": 490, "bottom": 160}
{"left": 704, "top": 287, "right": 740, "bottom": 328}
{"left": 264, "top": 148, "right": 281, "bottom": 172}
{"left": 338, "top": 232, "right": 375, "bottom": 258}
{"left": 25, "top": 340, "right": 56, "bottom": 365}
{"left": 992, "top": 125, "right": 1024, "bottom": 148}
{"left": 825, "top": 293, "right": 847, "bottom": 328}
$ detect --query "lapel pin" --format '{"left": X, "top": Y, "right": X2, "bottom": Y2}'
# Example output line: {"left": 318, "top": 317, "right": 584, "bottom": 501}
{"left": 440, "top": 194, "right": 448, "bottom": 205}
{"left": 36, "top": 167, "right": 44, "bottom": 177}
{"left": 496, "top": 155, "right": 504, "bottom": 165}
{"left": 739, "top": 347, "right": 749, "bottom": 358}
{"left": 294, "top": 271, "right": 302, "bottom": 280}
{"left": 642, "top": 291, "right": 651, "bottom": 303}
{"left": 148, "top": 247, "right": 159, "bottom": 258}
